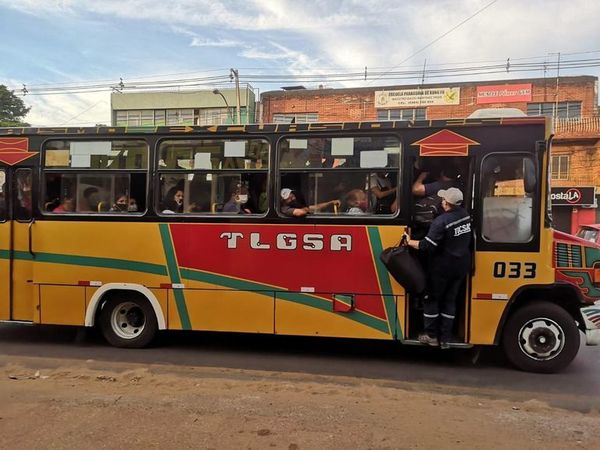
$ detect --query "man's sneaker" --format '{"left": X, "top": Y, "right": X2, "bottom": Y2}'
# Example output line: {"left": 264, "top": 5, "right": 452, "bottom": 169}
{"left": 418, "top": 333, "right": 439, "bottom": 347}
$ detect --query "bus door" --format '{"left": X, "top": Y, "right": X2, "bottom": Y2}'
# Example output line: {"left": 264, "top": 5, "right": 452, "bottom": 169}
{"left": 406, "top": 154, "right": 474, "bottom": 343}
{"left": 0, "top": 167, "right": 35, "bottom": 322}
{"left": 469, "top": 153, "right": 542, "bottom": 345}
{"left": 0, "top": 168, "right": 8, "bottom": 320}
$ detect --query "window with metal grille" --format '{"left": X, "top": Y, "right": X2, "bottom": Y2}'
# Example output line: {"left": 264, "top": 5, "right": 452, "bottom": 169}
{"left": 376, "top": 108, "right": 426, "bottom": 121}
{"left": 527, "top": 102, "right": 582, "bottom": 119}
{"left": 272, "top": 113, "right": 319, "bottom": 124}
{"left": 197, "top": 107, "right": 232, "bottom": 125}
{"left": 115, "top": 109, "right": 195, "bottom": 126}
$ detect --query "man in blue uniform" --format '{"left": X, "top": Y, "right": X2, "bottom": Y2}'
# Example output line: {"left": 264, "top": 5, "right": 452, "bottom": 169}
{"left": 406, "top": 187, "right": 472, "bottom": 349}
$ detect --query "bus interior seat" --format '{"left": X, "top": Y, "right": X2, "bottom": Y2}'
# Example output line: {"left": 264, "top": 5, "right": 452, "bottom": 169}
{"left": 211, "top": 203, "right": 224, "bottom": 213}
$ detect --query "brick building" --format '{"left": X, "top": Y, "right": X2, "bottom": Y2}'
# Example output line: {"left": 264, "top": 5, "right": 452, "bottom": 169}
{"left": 261, "top": 76, "right": 600, "bottom": 233}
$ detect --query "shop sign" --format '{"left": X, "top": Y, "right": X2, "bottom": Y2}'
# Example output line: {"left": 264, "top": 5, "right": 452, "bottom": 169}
{"left": 476, "top": 83, "right": 532, "bottom": 104}
{"left": 375, "top": 87, "right": 460, "bottom": 108}
{"left": 551, "top": 186, "right": 596, "bottom": 206}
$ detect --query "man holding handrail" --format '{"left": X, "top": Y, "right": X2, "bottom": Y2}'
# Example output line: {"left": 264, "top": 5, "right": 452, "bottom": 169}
{"left": 280, "top": 188, "right": 340, "bottom": 217}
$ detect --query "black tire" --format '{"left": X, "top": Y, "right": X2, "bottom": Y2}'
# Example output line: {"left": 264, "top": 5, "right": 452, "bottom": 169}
{"left": 502, "top": 301, "right": 580, "bottom": 373}
{"left": 99, "top": 295, "right": 158, "bottom": 348}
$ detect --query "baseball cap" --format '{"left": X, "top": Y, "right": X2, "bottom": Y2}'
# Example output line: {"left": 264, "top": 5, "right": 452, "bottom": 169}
{"left": 437, "top": 187, "right": 463, "bottom": 205}
{"left": 280, "top": 188, "right": 292, "bottom": 200}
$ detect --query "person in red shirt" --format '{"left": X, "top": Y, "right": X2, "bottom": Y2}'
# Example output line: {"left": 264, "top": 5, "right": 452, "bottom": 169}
{"left": 53, "top": 196, "right": 75, "bottom": 213}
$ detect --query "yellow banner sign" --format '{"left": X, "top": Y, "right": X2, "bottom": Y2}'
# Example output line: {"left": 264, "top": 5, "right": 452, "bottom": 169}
{"left": 375, "top": 87, "right": 460, "bottom": 108}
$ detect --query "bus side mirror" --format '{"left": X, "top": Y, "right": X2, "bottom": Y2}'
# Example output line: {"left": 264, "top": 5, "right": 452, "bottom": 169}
{"left": 523, "top": 159, "right": 536, "bottom": 194}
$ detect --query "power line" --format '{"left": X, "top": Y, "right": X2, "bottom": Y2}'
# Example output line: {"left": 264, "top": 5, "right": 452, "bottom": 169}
{"left": 366, "top": 0, "right": 500, "bottom": 84}
{"left": 8, "top": 54, "right": 600, "bottom": 96}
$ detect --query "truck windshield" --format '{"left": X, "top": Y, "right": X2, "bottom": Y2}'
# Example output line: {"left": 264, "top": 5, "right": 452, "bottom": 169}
{"left": 576, "top": 228, "right": 599, "bottom": 243}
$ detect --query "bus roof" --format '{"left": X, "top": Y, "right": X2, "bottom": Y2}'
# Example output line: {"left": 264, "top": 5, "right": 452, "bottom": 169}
{"left": 0, "top": 116, "right": 549, "bottom": 137}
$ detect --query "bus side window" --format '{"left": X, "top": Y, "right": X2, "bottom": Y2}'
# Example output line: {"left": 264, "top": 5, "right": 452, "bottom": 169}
{"left": 42, "top": 139, "right": 148, "bottom": 215}
{"left": 156, "top": 138, "right": 270, "bottom": 215}
{"left": 277, "top": 135, "right": 401, "bottom": 217}
{"left": 481, "top": 155, "right": 536, "bottom": 243}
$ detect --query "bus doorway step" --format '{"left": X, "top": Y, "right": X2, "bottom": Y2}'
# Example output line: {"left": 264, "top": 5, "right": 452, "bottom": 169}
{"left": 403, "top": 339, "right": 473, "bottom": 349}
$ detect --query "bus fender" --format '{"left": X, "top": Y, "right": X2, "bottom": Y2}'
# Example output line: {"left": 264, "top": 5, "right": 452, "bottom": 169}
{"left": 492, "top": 282, "right": 584, "bottom": 345}
{"left": 84, "top": 283, "right": 167, "bottom": 330}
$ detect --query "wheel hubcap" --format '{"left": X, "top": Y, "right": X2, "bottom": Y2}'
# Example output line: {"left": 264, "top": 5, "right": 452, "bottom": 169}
{"left": 110, "top": 302, "right": 146, "bottom": 340}
{"left": 518, "top": 317, "right": 564, "bottom": 361}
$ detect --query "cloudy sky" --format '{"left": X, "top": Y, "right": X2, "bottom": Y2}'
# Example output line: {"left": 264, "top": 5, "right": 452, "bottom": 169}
{"left": 1, "top": 0, "right": 599, "bottom": 126}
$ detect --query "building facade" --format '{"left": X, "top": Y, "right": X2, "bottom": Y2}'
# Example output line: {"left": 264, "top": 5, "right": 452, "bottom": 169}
{"left": 261, "top": 76, "right": 600, "bottom": 233}
{"left": 111, "top": 87, "right": 256, "bottom": 127}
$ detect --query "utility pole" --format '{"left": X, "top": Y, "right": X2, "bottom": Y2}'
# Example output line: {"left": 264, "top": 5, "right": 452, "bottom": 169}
{"left": 554, "top": 52, "right": 561, "bottom": 123}
{"left": 230, "top": 68, "right": 241, "bottom": 124}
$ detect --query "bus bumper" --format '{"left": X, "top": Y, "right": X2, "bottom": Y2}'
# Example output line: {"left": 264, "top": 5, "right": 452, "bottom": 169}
{"left": 581, "top": 303, "right": 600, "bottom": 346}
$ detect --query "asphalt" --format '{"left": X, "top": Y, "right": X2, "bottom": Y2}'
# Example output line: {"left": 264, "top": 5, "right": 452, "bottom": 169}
{"left": 0, "top": 323, "right": 598, "bottom": 412}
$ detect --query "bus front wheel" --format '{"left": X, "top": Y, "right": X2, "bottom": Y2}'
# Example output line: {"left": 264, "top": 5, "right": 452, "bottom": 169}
{"left": 502, "top": 301, "right": 580, "bottom": 373}
{"left": 99, "top": 295, "right": 158, "bottom": 348}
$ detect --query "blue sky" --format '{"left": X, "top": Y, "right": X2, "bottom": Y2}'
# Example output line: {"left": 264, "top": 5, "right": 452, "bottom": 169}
{"left": 2, "top": 0, "right": 600, "bottom": 126}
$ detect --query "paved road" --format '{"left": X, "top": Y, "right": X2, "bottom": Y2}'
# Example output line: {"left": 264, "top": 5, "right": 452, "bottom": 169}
{"left": 0, "top": 323, "right": 598, "bottom": 412}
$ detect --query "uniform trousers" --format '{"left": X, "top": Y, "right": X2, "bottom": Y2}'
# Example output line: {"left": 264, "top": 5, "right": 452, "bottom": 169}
{"left": 423, "top": 254, "right": 469, "bottom": 342}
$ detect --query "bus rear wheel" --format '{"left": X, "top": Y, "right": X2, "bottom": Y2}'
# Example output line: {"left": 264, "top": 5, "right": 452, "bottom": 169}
{"left": 99, "top": 295, "right": 158, "bottom": 348}
{"left": 502, "top": 301, "right": 580, "bottom": 373}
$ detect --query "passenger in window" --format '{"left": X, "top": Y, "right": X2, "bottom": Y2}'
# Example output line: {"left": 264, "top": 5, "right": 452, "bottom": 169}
{"left": 223, "top": 183, "right": 252, "bottom": 214}
{"left": 110, "top": 193, "right": 137, "bottom": 212}
{"left": 53, "top": 196, "right": 75, "bottom": 213}
{"left": 370, "top": 172, "right": 396, "bottom": 214}
{"left": 14, "top": 179, "right": 32, "bottom": 220}
{"left": 110, "top": 193, "right": 129, "bottom": 212}
{"left": 345, "top": 189, "right": 368, "bottom": 215}
{"left": 79, "top": 187, "right": 100, "bottom": 212}
{"left": 412, "top": 165, "right": 461, "bottom": 198}
{"left": 280, "top": 188, "right": 340, "bottom": 217}
{"left": 162, "top": 187, "right": 184, "bottom": 214}
{"left": 128, "top": 197, "right": 138, "bottom": 212}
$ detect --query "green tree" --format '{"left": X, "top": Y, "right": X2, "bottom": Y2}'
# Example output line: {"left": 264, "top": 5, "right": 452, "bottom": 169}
{"left": 0, "top": 84, "right": 30, "bottom": 126}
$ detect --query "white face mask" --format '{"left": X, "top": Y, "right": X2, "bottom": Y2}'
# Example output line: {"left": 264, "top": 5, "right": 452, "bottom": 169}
{"left": 236, "top": 194, "right": 248, "bottom": 204}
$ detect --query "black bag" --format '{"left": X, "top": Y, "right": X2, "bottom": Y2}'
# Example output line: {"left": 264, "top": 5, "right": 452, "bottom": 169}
{"left": 414, "top": 195, "right": 442, "bottom": 226}
{"left": 380, "top": 243, "right": 426, "bottom": 294}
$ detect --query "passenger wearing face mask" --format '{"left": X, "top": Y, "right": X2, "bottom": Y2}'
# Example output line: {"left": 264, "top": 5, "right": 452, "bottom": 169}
{"left": 110, "top": 193, "right": 128, "bottom": 212}
{"left": 223, "top": 184, "right": 252, "bottom": 214}
{"left": 127, "top": 197, "right": 138, "bottom": 212}
{"left": 111, "top": 194, "right": 139, "bottom": 213}
{"left": 345, "top": 189, "right": 368, "bottom": 215}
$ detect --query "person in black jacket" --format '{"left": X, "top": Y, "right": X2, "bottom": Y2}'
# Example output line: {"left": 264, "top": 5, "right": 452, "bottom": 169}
{"left": 406, "top": 187, "right": 472, "bottom": 349}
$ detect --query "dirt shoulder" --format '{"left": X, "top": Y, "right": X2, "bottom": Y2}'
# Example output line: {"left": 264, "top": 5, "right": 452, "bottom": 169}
{"left": 0, "top": 355, "right": 597, "bottom": 449}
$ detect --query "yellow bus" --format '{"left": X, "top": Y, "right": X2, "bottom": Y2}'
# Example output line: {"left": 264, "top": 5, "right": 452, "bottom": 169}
{"left": 1, "top": 117, "right": 599, "bottom": 373}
